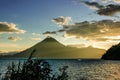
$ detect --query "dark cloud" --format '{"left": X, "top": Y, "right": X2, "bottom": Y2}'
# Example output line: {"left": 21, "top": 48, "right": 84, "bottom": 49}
{"left": 58, "top": 29, "right": 65, "bottom": 32}
{"left": 82, "top": 1, "right": 120, "bottom": 16}
{"left": 0, "top": 22, "right": 26, "bottom": 34}
{"left": 82, "top": 1, "right": 103, "bottom": 9}
{"left": 58, "top": 20, "right": 120, "bottom": 41}
{"left": 43, "top": 31, "right": 56, "bottom": 35}
{"left": 97, "top": 4, "right": 120, "bottom": 16}
{"left": 52, "top": 16, "right": 71, "bottom": 25}
{"left": 8, "top": 36, "right": 22, "bottom": 41}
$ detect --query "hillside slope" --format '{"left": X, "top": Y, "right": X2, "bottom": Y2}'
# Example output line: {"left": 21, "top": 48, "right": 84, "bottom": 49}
{"left": 102, "top": 43, "right": 120, "bottom": 60}
{"left": 7, "top": 37, "right": 105, "bottom": 58}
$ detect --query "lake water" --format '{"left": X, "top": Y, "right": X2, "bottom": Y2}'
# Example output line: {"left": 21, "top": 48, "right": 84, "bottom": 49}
{"left": 0, "top": 59, "right": 120, "bottom": 80}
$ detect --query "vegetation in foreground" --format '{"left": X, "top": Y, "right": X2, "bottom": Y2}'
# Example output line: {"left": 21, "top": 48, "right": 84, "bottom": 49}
{"left": 1, "top": 49, "right": 69, "bottom": 80}
{"left": 1, "top": 59, "right": 69, "bottom": 80}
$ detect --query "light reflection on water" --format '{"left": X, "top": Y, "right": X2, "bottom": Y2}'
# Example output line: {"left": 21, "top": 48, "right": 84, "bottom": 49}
{"left": 0, "top": 59, "right": 120, "bottom": 80}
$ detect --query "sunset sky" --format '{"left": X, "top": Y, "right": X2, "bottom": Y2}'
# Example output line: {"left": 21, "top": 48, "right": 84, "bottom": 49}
{"left": 0, "top": 0, "right": 120, "bottom": 53}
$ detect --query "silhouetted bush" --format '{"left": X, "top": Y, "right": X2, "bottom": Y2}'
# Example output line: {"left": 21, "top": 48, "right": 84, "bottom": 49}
{"left": 2, "top": 59, "right": 69, "bottom": 80}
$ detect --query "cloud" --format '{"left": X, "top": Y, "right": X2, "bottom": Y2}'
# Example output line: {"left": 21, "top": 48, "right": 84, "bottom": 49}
{"left": 0, "top": 22, "right": 26, "bottom": 34}
{"left": 0, "top": 43, "right": 21, "bottom": 50}
{"left": 52, "top": 16, "right": 71, "bottom": 26}
{"left": 68, "top": 44, "right": 86, "bottom": 48}
{"left": 93, "top": 40, "right": 120, "bottom": 50}
{"left": 97, "top": 4, "right": 120, "bottom": 16}
{"left": 82, "top": 1, "right": 120, "bottom": 16}
{"left": 58, "top": 29, "right": 65, "bottom": 32}
{"left": 101, "top": 0, "right": 107, "bottom": 3}
{"left": 8, "top": 36, "right": 22, "bottom": 41}
{"left": 32, "top": 33, "right": 41, "bottom": 36}
{"left": 82, "top": 1, "right": 103, "bottom": 9}
{"left": 0, "top": 50, "right": 8, "bottom": 54}
{"left": 43, "top": 31, "right": 56, "bottom": 35}
{"left": 0, "top": 43, "right": 28, "bottom": 52}
{"left": 31, "top": 37, "right": 41, "bottom": 41}
{"left": 0, "top": 43, "right": 20, "bottom": 48}
{"left": 0, "top": 50, "right": 19, "bottom": 55}
{"left": 114, "top": 0, "right": 120, "bottom": 3}
{"left": 57, "top": 20, "right": 120, "bottom": 42}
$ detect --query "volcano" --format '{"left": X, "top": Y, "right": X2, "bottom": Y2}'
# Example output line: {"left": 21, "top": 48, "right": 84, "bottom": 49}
{"left": 8, "top": 37, "right": 105, "bottom": 58}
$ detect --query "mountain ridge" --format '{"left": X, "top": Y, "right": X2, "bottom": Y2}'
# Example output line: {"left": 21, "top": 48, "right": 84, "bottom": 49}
{"left": 0, "top": 37, "right": 105, "bottom": 58}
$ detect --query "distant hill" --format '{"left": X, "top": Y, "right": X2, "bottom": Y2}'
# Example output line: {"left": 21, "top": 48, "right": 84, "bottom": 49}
{"left": 102, "top": 43, "right": 120, "bottom": 60}
{"left": 1, "top": 37, "right": 105, "bottom": 58}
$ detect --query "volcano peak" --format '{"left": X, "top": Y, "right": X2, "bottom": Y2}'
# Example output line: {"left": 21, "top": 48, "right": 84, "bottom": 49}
{"left": 41, "top": 36, "right": 59, "bottom": 42}
{"left": 8, "top": 36, "right": 105, "bottom": 58}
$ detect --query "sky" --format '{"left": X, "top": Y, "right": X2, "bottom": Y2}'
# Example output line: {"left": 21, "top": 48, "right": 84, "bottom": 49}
{"left": 0, "top": 0, "right": 120, "bottom": 53}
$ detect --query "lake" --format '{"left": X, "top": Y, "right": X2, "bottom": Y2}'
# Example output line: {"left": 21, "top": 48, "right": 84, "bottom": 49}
{"left": 0, "top": 59, "right": 120, "bottom": 80}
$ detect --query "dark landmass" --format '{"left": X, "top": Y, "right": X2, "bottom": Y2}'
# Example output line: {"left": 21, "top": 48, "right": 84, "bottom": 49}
{"left": 102, "top": 43, "right": 120, "bottom": 60}
{"left": 0, "top": 37, "right": 105, "bottom": 58}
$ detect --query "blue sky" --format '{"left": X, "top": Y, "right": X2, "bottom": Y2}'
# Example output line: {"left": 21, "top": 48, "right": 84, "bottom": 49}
{"left": 0, "top": 0, "right": 120, "bottom": 53}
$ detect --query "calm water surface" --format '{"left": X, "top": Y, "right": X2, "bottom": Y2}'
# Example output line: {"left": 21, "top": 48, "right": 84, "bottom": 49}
{"left": 0, "top": 59, "right": 120, "bottom": 80}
